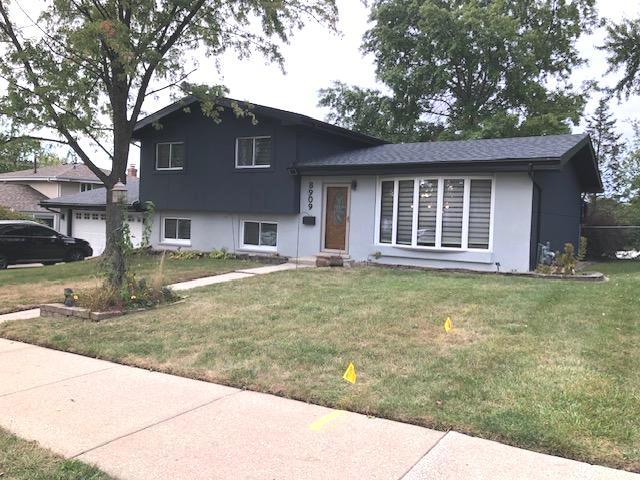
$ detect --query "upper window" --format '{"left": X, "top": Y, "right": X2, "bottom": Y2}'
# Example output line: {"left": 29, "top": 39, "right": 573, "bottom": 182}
{"left": 235, "top": 137, "right": 271, "bottom": 168}
{"left": 241, "top": 221, "right": 277, "bottom": 251}
{"left": 377, "top": 177, "right": 493, "bottom": 251}
{"left": 80, "top": 183, "right": 94, "bottom": 192}
{"left": 162, "top": 217, "right": 191, "bottom": 245}
{"left": 156, "top": 142, "right": 185, "bottom": 170}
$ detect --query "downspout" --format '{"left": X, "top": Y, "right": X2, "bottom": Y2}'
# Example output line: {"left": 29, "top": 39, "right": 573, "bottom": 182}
{"left": 528, "top": 163, "right": 543, "bottom": 269}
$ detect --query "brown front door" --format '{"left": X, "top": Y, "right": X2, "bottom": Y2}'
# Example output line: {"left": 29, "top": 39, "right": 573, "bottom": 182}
{"left": 324, "top": 186, "right": 349, "bottom": 251}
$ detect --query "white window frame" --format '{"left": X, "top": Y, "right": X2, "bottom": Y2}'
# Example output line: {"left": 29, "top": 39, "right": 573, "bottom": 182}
{"left": 155, "top": 142, "right": 185, "bottom": 171}
{"left": 79, "top": 183, "right": 95, "bottom": 192}
{"left": 161, "top": 217, "right": 191, "bottom": 246}
{"left": 240, "top": 220, "right": 278, "bottom": 252}
{"left": 374, "top": 175, "right": 495, "bottom": 252}
{"left": 235, "top": 136, "right": 272, "bottom": 169}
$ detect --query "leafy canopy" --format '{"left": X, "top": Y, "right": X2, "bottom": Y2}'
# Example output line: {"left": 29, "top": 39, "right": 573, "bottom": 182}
{"left": 585, "top": 97, "right": 625, "bottom": 198}
{"left": 0, "top": 0, "right": 338, "bottom": 185}
{"left": 320, "top": 0, "right": 598, "bottom": 142}
{"left": 601, "top": 17, "right": 640, "bottom": 98}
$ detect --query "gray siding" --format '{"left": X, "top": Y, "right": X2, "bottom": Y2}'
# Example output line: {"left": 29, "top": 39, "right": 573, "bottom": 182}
{"left": 137, "top": 105, "right": 372, "bottom": 215}
{"left": 534, "top": 160, "right": 582, "bottom": 256}
{"left": 150, "top": 172, "right": 535, "bottom": 272}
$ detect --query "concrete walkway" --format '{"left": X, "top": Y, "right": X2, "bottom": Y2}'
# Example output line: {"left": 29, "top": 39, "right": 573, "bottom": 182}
{"left": 168, "top": 261, "right": 311, "bottom": 291}
{"left": 0, "top": 338, "right": 637, "bottom": 480}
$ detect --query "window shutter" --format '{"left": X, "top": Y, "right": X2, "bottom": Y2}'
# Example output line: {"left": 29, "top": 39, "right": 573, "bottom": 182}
{"left": 468, "top": 180, "right": 492, "bottom": 249}
{"left": 379, "top": 181, "right": 394, "bottom": 243}
{"left": 396, "top": 180, "right": 414, "bottom": 245}
{"left": 417, "top": 179, "right": 438, "bottom": 246}
{"left": 441, "top": 179, "right": 464, "bottom": 247}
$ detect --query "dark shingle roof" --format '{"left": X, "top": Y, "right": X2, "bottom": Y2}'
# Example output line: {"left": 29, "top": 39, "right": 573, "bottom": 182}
{"left": 41, "top": 178, "right": 139, "bottom": 208}
{"left": 133, "top": 96, "right": 386, "bottom": 146}
{"left": 297, "top": 133, "right": 590, "bottom": 168}
{"left": 0, "top": 183, "right": 49, "bottom": 213}
{"left": 0, "top": 164, "right": 106, "bottom": 182}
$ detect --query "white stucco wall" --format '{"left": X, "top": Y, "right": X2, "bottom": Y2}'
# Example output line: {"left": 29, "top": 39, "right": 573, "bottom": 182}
{"left": 149, "top": 172, "right": 534, "bottom": 272}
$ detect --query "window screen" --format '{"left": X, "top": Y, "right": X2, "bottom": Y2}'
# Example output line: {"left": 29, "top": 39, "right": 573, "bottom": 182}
{"left": 396, "top": 180, "right": 414, "bottom": 245}
{"left": 441, "top": 179, "right": 464, "bottom": 248}
{"left": 417, "top": 179, "right": 438, "bottom": 246}
{"left": 468, "top": 179, "right": 492, "bottom": 249}
{"left": 379, "top": 181, "right": 394, "bottom": 244}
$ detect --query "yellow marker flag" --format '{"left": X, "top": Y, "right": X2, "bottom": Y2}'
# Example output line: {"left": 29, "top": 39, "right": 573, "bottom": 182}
{"left": 343, "top": 362, "right": 357, "bottom": 384}
{"left": 444, "top": 317, "right": 453, "bottom": 333}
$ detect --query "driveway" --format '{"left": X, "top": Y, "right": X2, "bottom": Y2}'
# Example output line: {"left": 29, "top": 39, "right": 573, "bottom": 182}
{"left": 0, "top": 338, "right": 637, "bottom": 480}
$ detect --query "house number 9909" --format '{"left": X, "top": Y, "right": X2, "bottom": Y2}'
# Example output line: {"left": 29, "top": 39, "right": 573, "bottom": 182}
{"left": 308, "top": 182, "right": 314, "bottom": 210}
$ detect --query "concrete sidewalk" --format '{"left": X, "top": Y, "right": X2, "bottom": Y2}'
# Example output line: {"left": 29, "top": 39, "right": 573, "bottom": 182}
{"left": 0, "top": 338, "right": 637, "bottom": 480}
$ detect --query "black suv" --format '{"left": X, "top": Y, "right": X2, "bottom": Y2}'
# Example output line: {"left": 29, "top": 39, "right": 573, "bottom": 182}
{"left": 0, "top": 221, "right": 93, "bottom": 269}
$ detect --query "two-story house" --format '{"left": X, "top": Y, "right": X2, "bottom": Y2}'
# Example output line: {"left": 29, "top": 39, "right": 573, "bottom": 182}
{"left": 0, "top": 164, "right": 104, "bottom": 229}
{"left": 133, "top": 97, "right": 602, "bottom": 272}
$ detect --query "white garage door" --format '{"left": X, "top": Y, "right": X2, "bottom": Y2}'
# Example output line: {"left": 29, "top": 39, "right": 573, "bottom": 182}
{"left": 72, "top": 211, "right": 143, "bottom": 256}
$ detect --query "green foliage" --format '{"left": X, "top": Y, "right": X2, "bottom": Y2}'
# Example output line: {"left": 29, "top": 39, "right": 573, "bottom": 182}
{"left": 0, "top": 0, "right": 338, "bottom": 288}
{"left": 578, "top": 236, "right": 588, "bottom": 261}
{"left": 0, "top": 206, "right": 32, "bottom": 221}
{"left": 140, "top": 201, "right": 155, "bottom": 249}
{"left": 602, "top": 17, "right": 640, "bottom": 98}
{"left": 168, "top": 248, "right": 233, "bottom": 260}
{"left": 320, "top": 0, "right": 598, "bottom": 141}
{"left": 586, "top": 98, "right": 625, "bottom": 197}
{"left": 77, "top": 274, "right": 178, "bottom": 312}
{"left": 536, "top": 243, "right": 577, "bottom": 275}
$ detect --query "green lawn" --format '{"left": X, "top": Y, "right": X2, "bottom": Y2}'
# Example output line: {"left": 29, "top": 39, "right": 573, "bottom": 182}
{"left": 0, "top": 427, "right": 111, "bottom": 480}
{"left": 1, "top": 262, "right": 638, "bottom": 471}
{"left": 0, "top": 254, "right": 264, "bottom": 314}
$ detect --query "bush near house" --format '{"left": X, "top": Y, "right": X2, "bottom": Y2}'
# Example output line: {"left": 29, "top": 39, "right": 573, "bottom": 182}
{"left": 0, "top": 206, "right": 33, "bottom": 221}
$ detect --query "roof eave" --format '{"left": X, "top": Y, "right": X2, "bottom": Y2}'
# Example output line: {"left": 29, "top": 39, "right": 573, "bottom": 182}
{"left": 294, "top": 158, "right": 562, "bottom": 175}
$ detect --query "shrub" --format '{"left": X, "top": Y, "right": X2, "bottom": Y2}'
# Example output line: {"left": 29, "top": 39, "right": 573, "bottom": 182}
{"left": 0, "top": 206, "right": 35, "bottom": 221}
{"left": 578, "top": 236, "right": 588, "bottom": 261}
{"left": 536, "top": 243, "right": 577, "bottom": 275}
{"left": 168, "top": 248, "right": 233, "bottom": 260}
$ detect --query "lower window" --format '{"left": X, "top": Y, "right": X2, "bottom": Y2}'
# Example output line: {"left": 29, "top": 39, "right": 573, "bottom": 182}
{"left": 242, "top": 221, "right": 277, "bottom": 251}
{"left": 163, "top": 218, "right": 191, "bottom": 244}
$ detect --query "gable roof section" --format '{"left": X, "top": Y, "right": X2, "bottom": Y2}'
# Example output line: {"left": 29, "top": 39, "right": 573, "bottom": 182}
{"left": 0, "top": 183, "right": 49, "bottom": 213}
{"left": 0, "top": 164, "right": 105, "bottom": 183}
{"left": 133, "top": 96, "right": 386, "bottom": 146}
{"left": 296, "top": 133, "right": 602, "bottom": 193}
{"left": 41, "top": 178, "right": 139, "bottom": 209}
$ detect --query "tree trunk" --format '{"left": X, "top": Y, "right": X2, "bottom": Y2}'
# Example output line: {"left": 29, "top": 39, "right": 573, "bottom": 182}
{"left": 103, "top": 183, "right": 126, "bottom": 289}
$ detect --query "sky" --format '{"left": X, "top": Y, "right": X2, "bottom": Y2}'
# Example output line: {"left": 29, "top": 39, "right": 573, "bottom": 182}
{"left": 132, "top": 0, "right": 640, "bottom": 169}
{"left": 9, "top": 1, "right": 640, "bottom": 169}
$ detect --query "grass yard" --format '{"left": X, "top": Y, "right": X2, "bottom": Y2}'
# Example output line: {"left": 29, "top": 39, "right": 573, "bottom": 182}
{"left": 0, "top": 254, "right": 264, "bottom": 314}
{"left": 1, "top": 262, "right": 638, "bottom": 471}
{"left": 0, "top": 427, "right": 111, "bottom": 480}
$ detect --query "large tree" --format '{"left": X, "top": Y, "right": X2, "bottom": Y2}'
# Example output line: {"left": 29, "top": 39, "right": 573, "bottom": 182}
{"left": 602, "top": 16, "right": 640, "bottom": 98}
{"left": 585, "top": 97, "right": 624, "bottom": 198}
{"left": 320, "top": 0, "right": 598, "bottom": 142}
{"left": 0, "top": 0, "right": 337, "bottom": 287}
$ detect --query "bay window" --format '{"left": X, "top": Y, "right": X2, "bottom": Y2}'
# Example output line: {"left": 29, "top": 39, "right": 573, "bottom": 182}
{"left": 377, "top": 177, "right": 493, "bottom": 251}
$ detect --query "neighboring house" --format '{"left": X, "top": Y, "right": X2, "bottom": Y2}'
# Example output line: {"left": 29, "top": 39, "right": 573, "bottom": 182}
{"left": 0, "top": 164, "right": 104, "bottom": 229}
{"left": 41, "top": 176, "right": 143, "bottom": 256}
{"left": 132, "top": 97, "right": 602, "bottom": 272}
